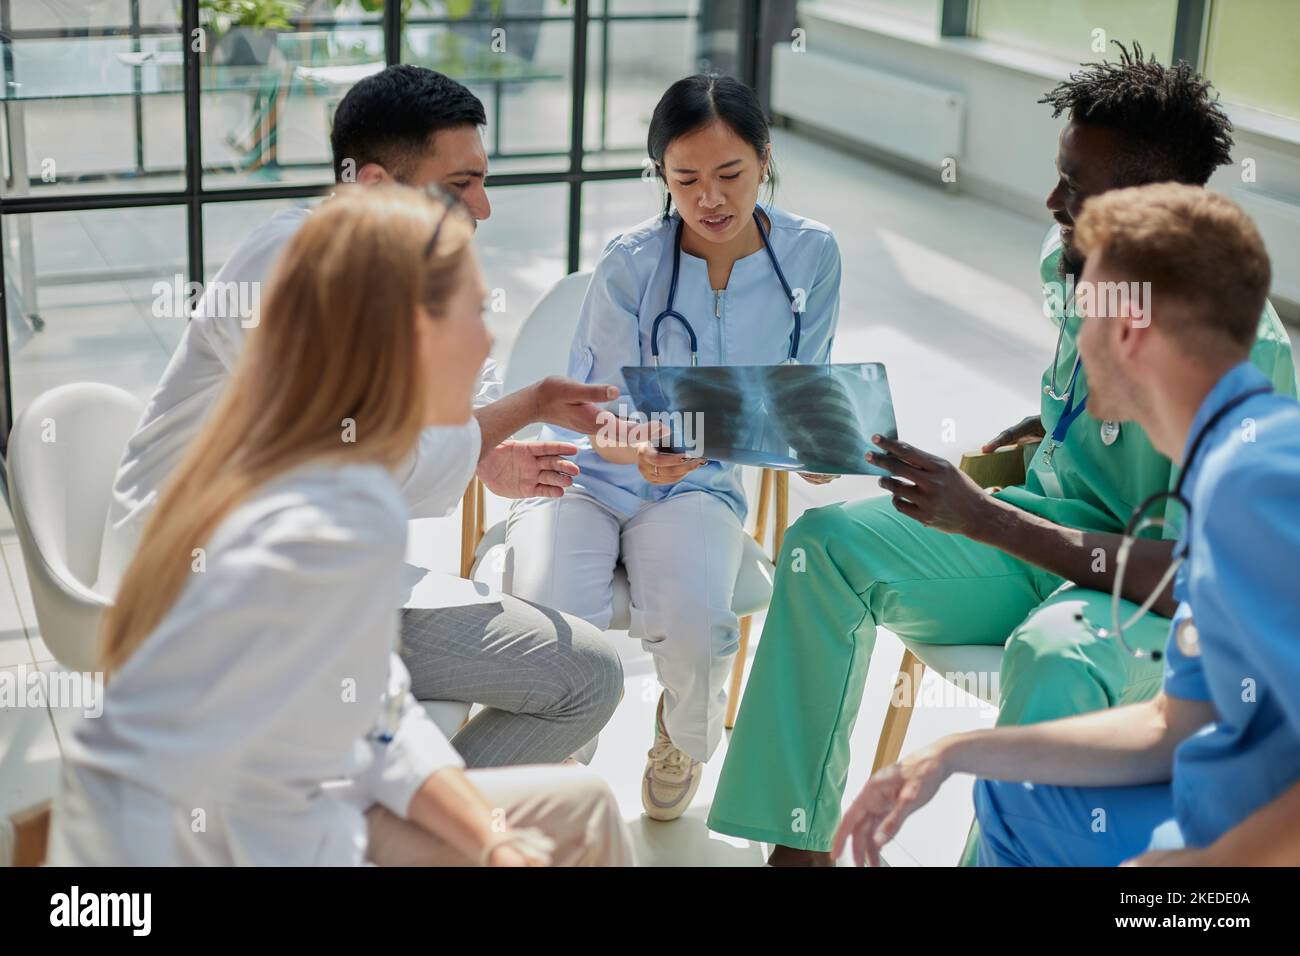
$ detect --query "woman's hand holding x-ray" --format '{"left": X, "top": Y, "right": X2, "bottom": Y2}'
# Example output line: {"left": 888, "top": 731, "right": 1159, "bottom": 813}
{"left": 588, "top": 411, "right": 708, "bottom": 483}
{"left": 637, "top": 443, "right": 708, "bottom": 485}
{"left": 477, "top": 440, "right": 580, "bottom": 498}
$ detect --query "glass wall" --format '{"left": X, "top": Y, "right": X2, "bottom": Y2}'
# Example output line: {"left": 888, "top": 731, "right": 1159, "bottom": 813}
{"left": 974, "top": 0, "right": 1179, "bottom": 64}
{"left": 840, "top": 0, "right": 941, "bottom": 31}
{"left": 0, "top": 1, "right": 184, "bottom": 199}
{"left": 1204, "top": 0, "right": 1300, "bottom": 121}
{"left": 199, "top": 0, "right": 385, "bottom": 189}
{"left": 1, "top": 204, "right": 188, "bottom": 416}
{"left": 0, "top": 0, "right": 751, "bottom": 446}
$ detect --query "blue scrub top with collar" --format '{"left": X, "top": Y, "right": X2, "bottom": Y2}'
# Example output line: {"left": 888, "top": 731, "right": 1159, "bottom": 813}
{"left": 1163, "top": 360, "right": 1300, "bottom": 848}
{"left": 544, "top": 204, "right": 842, "bottom": 521}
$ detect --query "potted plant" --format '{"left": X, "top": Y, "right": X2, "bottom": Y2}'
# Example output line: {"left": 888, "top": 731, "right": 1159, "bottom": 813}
{"left": 200, "top": 0, "right": 302, "bottom": 66}
{"left": 335, "top": 1, "right": 548, "bottom": 64}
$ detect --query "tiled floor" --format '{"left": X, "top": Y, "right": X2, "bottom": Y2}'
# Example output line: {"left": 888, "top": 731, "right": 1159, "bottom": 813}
{"left": 0, "top": 127, "right": 1058, "bottom": 866}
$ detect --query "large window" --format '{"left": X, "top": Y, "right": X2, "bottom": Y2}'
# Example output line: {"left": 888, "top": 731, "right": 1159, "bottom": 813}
{"left": 1204, "top": 0, "right": 1300, "bottom": 121}
{"left": 841, "top": 0, "right": 941, "bottom": 31}
{"left": 0, "top": 0, "right": 755, "bottom": 448}
{"left": 973, "top": 0, "right": 1179, "bottom": 65}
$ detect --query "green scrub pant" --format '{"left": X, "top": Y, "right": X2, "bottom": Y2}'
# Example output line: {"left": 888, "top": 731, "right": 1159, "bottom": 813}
{"left": 706, "top": 495, "right": 1167, "bottom": 853}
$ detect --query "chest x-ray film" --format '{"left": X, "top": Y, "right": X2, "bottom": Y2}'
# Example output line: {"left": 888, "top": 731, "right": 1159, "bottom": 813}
{"left": 619, "top": 363, "right": 897, "bottom": 475}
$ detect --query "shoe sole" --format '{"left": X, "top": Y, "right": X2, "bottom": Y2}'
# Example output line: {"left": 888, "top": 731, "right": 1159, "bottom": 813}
{"left": 641, "top": 767, "right": 703, "bottom": 822}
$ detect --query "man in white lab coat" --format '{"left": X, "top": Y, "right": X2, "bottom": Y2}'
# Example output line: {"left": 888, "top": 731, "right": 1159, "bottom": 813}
{"left": 102, "top": 66, "right": 624, "bottom": 768}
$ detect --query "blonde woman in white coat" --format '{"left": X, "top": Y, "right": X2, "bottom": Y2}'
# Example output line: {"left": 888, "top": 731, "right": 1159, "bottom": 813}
{"left": 46, "top": 186, "right": 633, "bottom": 867}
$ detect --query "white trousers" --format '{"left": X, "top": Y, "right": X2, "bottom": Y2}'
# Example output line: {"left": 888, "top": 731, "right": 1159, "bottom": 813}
{"left": 505, "top": 490, "right": 744, "bottom": 762}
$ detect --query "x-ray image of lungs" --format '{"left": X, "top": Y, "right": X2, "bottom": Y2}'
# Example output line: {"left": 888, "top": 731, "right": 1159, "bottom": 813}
{"left": 621, "top": 362, "right": 898, "bottom": 474}
{"left": 661, "top": 365, "right": 761, "bottom": 451}
{"left": 763, "top": 363, "right": 896, "bottom": 475}
{"left": 619, "top": 365, "right": 766, "bottom": 458}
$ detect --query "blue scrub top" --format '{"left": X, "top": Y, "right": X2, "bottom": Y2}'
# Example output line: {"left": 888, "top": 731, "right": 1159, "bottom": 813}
{"left": 1163, "top": 361, "right": 1300, "bottom": 847}
{"left": 545, "top": 205, "right": 841, "bottom": 520}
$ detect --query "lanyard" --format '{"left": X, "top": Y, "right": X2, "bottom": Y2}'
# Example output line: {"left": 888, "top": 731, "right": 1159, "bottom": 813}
{"left": 1040, "top": 356, "right": 1085, "bottom": 465}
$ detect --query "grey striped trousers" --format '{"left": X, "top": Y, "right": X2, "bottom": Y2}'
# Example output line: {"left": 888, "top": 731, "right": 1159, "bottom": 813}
{"left": 399, "top": 594, "right": 623, "bottom": 768}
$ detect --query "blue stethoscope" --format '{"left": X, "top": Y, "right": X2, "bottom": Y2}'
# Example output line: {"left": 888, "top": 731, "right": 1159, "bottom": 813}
{"left": 1075, "top": 384, "right": 1273, "bottom": 661}
{"left": 649, "top": 207, "right": 802, "bottom": 367}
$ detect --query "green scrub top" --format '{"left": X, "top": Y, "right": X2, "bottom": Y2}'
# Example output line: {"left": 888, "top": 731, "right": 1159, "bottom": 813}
{"left": 993, "top": 226, "right": 1297, "bottom": 537}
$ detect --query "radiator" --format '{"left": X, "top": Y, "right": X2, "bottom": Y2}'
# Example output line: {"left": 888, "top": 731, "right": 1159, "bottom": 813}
{"left": 770, "top": 43, "right": 965, "bottom": 171}
{"left": 1232, "top": 186, "right": 1300, "bottom": 306}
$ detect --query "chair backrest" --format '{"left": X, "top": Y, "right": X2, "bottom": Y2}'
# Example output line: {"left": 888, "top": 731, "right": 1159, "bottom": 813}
{"left": 6, "top": 383, "right": 144, "bottom": 670}
{"left": 501, "top": 270, "right": 593, "bottom": 397}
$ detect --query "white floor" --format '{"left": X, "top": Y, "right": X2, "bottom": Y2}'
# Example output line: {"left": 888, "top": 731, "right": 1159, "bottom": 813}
{"left": 0, "top": 127, "right": 1061, "bottom": 866}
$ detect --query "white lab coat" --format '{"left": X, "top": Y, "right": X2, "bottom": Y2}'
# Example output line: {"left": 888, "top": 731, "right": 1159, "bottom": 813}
{"left": 99, "top": 205, "right": 499, "bottom": 596}
{"left": 47, "top": 461, "right": 463, "bottom": 866}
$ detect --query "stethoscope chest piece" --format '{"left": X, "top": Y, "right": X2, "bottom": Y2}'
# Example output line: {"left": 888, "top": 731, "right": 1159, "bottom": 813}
{"left": 1175, "top": 616, "right": 1201, "bottom": 658}
{"left": 1100, "top": 420, "right": 1121, "bottom": 446}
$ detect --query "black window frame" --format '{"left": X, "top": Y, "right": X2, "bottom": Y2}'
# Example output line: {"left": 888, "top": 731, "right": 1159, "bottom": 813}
{"left": 0, "top": 0, "right": 768, "bottom": 454}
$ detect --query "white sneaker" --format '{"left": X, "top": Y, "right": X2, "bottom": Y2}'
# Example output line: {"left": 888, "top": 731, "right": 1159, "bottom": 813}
{"left": 641, "top": 696, "right": 702, "bottom": 822}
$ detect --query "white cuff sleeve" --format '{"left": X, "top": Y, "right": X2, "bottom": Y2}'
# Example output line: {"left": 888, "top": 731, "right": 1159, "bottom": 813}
{"left": 396, "top": 418, "right": 482, "bottom": 518}
{"left": 359, "top": 655, "right": 465, "bottom": 818}
{"left": 473, "top": 357, "right": 504, "bottom": 408}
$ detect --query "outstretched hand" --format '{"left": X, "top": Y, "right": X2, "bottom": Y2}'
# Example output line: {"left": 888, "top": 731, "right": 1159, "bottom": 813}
{"left": 533, "top": 376, "right": 619, "bottom": 435}
{"left": 477, "top": 440, "right": 580, "bottom": 499}
{"left": 833, "top": 747, "right": 950, "bottom": 867}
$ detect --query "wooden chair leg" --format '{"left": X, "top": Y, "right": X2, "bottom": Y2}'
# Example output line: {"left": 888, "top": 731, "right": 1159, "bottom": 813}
{"left": 475, "top": 478, "right": 486, "bottom": 542}
{"left": 459, "top": 481, "right": 477, "bottom": 579}
{"left": 772, "top": 471, "right": 790, "bottom": 558}
{"left": 725, "top": 615, "right": 753, "bottom": 729}
{"left": 753, "top": 468, "right": 773, "bottom": 546}
{"left": 8, "top": 802, "right": 50, "bottom": 867}
{"left": 871, "top": 648, "right": 926, "bottom": 774}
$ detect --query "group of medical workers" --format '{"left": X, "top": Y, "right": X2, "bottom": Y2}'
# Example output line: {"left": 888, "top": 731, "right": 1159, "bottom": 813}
{"left": 45, "top": 40, "right": 1300, "bottom": 867}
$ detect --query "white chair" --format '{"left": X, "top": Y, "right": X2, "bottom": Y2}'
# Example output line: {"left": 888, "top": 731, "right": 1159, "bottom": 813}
{"left": 5, "top": 382, "right": 474, "bottom": 741}
{"left": 868, "top": 448, "right": 1032, "bottom": 773}
{"left": 871, "top": 640, "right": 1004, "bottom": 774}
{"left": 459, "top": 270, "right": 788, "bottom": 728}
{"left": 421, "top": 700, "right": 472, "bottom": 736}
{"left": 7, "top": 383, "right": 144, "bottom": 672}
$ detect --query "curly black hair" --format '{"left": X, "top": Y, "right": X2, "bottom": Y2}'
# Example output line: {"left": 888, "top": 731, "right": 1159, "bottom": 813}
{"left": 1039, "top": 41, "right": 1233, "bottom": 187}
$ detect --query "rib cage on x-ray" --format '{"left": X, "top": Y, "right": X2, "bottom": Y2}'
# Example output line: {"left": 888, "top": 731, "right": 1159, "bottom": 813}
{"left": 658, "top": 366, "right": 763, "bottom": 453}
{"left": 765, "top": 365, "right": 877, "bottom": 473}
{"left": 620, "top": 363, "right": 897, "bottom": 475}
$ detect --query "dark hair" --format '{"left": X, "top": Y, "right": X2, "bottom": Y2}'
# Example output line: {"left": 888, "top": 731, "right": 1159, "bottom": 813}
{"left": 330, "top": 65, "right": 487, "bottom": 183}
{"left": 647, "top": 74, "right": 774, "bottom": 218}
{"left": 1039, "top": 41, "right": 1233, "bottom": 187}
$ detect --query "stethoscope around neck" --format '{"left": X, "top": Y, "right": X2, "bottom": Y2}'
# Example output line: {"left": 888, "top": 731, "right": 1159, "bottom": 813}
{"left": 1076, "top": 384, "right": 1273, "bottom": 661}
{"left": 649, "top": 207, "right": 802, "bottom": 367}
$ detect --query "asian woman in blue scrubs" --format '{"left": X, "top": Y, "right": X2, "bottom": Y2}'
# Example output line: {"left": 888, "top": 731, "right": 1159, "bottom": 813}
{"left": 505, "top": 74, "right": 842, "bottom": 819}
